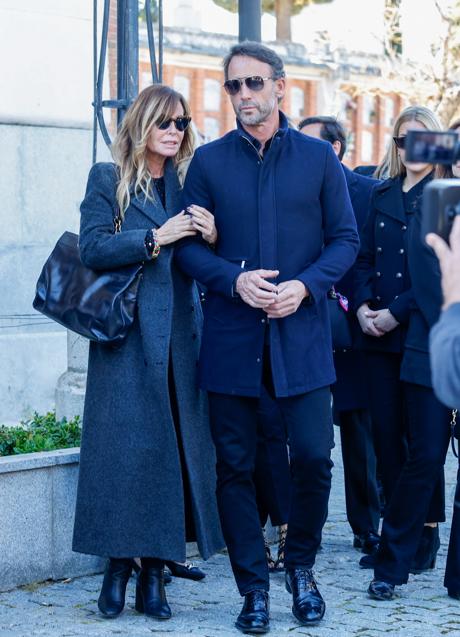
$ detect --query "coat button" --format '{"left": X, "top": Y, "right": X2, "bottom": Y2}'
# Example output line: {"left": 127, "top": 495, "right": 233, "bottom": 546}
{"left": 379, "top": 222, "right": 385, "bottom": 228}
{"left": 376, "top": 271, "right": 382, "bottom": 277}
{"left": 394, "top": 295, "right": 399, "bottom": 300}
{"left": 256, "top": 357, "right": 261, "bottom": 363}
{"left": 376, "top": 295, "right": 381, "bottom": 301}
{"left": 399, "top": 248, "right": 405, "bottom": 254}
{"left": 261, "top": 318, "right": 266, "bottom": 324}
{"left": 192, "top": 333, "right": 197, "bottom": 340}
{"left": 396, "top": 272, "right": 402, "bottom": 278}
{"left": 402, "top": 225, "right": 407, "bottom": 231}
{"left": 377, "top": 246, "right": 383, "bottom": 253}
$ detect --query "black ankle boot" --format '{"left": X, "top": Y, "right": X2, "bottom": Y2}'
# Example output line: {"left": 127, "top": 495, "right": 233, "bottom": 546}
{"left": 98, "top": 557, "right": 132, "bottom": 618}
{"left": 410, "top": 526, "right": 440, "bottom": 574}
{"left": 135, "top": 562, "right": 171, "bottom": 620}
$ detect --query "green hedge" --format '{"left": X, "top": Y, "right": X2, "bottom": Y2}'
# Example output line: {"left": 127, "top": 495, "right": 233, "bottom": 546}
{"left": 0, "top": 412, "right": 82, "bottom": 457}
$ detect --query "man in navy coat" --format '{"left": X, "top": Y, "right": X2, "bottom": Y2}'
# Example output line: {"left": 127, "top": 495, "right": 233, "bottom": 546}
{"left": 299, "top": 116, "right": 381, "bottom": 559}
{"left": 175, "top": 42, "right": 359, "bottom": 633}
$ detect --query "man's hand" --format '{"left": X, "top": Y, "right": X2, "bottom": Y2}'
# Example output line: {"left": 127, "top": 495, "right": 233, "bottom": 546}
{"left": 235, "top": 269, "right": 279, "bottom": 308}
{"left": 187, "top": 205, "right": 218, "bottom": 245}
{"left": 357, "top": 303, "right": 386, "bottom": 337}
{"left": 265, "top": 280, "right": 308, "bottom": 318}
{"left": 372, "top": 308, "right": 399, "bottom": 333}
{"left": 426, "top": 215, "right": 460, "bottom": 310}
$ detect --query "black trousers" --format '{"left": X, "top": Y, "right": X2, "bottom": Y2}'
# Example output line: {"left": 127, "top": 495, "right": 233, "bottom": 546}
{"left": 366, "top": 351, "right": 445, "bottom": 522}
{"left": 254, "top": 386, "right": 290, "bottom": 528}
{"left": 366, "top": 352, "right": 408, "bottom": 506}
{"left": 375, "top": 382, "right": 450, "bottom": 585}
{"left": 445, "top": 455, "right": 460, "bottom": 592}
{"left": 208, "top": 384, "right": 334, "bottom": 595}
{"left": 336, "top": 409, "right": 380, "bottom": 536}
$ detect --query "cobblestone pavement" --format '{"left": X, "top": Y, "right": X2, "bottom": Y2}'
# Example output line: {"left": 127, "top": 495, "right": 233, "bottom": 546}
{"left": 1, "top": 436, "right": 460, "bottom": 637}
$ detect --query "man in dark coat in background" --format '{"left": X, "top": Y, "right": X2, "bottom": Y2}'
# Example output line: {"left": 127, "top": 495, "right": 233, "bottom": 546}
{"left": 175, "top": 43, "right": 359, "bottom": 633}
{"left": 299, "top": 116, "right": 381, "bottom": 557}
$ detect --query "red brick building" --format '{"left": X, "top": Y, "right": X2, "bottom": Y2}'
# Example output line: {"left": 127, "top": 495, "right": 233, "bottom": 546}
{"left": 109, "top": 19, "right": 405, "bottom": 169}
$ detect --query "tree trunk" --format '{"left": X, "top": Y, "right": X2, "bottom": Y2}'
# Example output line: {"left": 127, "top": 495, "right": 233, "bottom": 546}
{"left": 275, "top": 0, "right": 292, "bottom": 40}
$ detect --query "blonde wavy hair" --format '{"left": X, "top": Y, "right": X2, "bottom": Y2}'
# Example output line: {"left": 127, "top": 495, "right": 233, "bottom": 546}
{"left": 387, "top": 105, "right": 442, "bottom": 179}
{"left": 111, "top": 84, "right": 195, "bottom": 216}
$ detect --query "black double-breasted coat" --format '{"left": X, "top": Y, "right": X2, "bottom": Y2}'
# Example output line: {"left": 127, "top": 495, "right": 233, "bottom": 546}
{"left": 354, "top": 175, "right": 431, "bottom": 353}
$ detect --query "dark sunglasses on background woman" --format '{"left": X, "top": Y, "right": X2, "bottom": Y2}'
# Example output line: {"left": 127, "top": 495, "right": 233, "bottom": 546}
{"left": 393, "top": 136, "right": 407, "bottom": 149}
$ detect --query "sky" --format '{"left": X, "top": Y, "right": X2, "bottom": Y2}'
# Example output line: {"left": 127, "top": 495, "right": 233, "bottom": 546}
{"left": 163, "top": 0, "right": 447, "bottom": 65}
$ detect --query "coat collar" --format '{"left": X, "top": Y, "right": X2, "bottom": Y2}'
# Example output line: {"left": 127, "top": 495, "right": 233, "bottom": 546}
{"left": 374, "top": 172, "right": 433, "bottom": 223}
{"left": 129, "top": 159, "right": 181, "bottom": 226}
{"left": 236, "top": 110, "right": 289, "bottom": 151}
{"left": 342, "top": 164, "right": 359, "bottom": 199}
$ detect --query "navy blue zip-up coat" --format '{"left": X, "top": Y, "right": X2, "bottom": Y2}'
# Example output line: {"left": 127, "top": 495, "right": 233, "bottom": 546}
{"left": 175, "top": 112, "right": 359, "bottom": 397}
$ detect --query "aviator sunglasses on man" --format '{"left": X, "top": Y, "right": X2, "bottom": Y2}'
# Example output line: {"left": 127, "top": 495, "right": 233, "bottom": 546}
{"left": 223, "top": 75, "right": 281, "bottom": 96}
{"left": 157, "top": 116, "right": 191, "bottom": 132}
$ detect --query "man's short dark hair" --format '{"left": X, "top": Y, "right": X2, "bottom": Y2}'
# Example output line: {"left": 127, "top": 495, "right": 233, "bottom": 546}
{"left": 298, "top": 116, "right": 347, "bottom": 161}
{"left": 223, "top": 41, "right": 285, "bottom": 81}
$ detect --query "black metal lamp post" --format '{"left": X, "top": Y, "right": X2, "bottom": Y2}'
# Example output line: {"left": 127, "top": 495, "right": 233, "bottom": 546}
{"left": 238, "top": 0, "right": 262, "bottom": 42}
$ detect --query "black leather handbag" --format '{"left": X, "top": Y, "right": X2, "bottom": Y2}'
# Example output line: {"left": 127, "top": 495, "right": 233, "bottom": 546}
{"left": 33, "top": 219, "right": 143, "bottom": 344}
{"left": 327, "top": 287, "right": 352, "bottom": 351}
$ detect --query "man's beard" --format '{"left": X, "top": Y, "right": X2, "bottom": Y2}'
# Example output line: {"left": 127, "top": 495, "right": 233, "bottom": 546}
{"left": 236, "top": 94, "right": 276, "bottom": 126}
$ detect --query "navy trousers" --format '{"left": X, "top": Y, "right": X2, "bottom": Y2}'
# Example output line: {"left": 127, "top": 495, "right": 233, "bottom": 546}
{"left": 208, "top": 382, "right": 334, "bottom": 595}
{"left": 374, "top": 383, "right": 450, "bottom": 585}
{"left": 366, "top": 351, "right": 445, "bottom": 522}
{"left": 254, "top": 387, "right": 290, "bottom": 527}
{"left": 336, "top": 408, "right": 380, "bottom": 536}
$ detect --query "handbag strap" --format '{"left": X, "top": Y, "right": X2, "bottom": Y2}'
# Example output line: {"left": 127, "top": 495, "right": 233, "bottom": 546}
{"left": 451, "top": 409, "right": 458, "bottom": 458}
{"left": 113, "top": 214, "right": 122, "bottom": 234}
{"left": 111, "top": 164, "right": 123, "bottom": 234}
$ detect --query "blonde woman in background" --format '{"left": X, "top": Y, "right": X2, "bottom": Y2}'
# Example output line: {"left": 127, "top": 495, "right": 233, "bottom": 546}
{"left": 355, "top": 105, "right": 450, "bottom": 600}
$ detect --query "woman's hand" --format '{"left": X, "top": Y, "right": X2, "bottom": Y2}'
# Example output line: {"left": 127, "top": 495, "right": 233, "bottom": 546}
{"left": 357, "top": 303, "right": 386, "bottom": 337}
{"left": 187, "top": 205, "right": 217, "bottom": 245}
{"left": 372, "top": 308, "right": 399, "bottom": 333}
{"left": 156, "top": 211, "right": 197, "bottom": 246}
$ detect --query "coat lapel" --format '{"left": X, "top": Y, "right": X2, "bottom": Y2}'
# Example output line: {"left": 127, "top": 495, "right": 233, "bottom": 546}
{"left": 129, "top": 160, "right": 182, "bottom": 226}
{"left": 164, "top": 159, "right": 183, "bottom": 218}
{"left": 374, "top": 177, "right": 406, "bottom": 224}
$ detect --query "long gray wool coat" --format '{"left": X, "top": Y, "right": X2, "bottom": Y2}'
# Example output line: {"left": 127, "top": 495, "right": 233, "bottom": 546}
{"left": 72, "top": 161, "right": 224, "bottom": 561}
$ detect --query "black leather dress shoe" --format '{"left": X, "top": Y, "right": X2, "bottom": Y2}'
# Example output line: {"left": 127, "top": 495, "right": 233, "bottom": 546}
{"left": 98, "top": 558, "right": 132, "bottom": 618}
{"left": 235, "top": 590, "right": 270, "bottom": 634}
{"left": 368, "top": 579, "right": 395, "bottom": 600}
{"left": 353, "top": 531, "right": 380, "bottom": 555}
{"left": 135, "top": 566, "right": 171, "bottom": 619}
{"left": 448, "top": 589, "right": 460, "bottom": 600}
{"left": 285, "top": 568, "right": 325, "bottom": 625}
{"left": 164, "top": 560, "right": 206, "bottom": 581}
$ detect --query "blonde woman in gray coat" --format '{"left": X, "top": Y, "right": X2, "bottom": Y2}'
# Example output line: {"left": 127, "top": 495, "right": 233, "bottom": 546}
{"left": 72, "top": 84, "right": 223, "bottom": 621}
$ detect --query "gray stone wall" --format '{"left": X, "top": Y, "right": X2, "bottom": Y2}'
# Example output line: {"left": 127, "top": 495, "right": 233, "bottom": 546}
{"left": 0, "top": 123, "right": 109, "bottom": 424}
